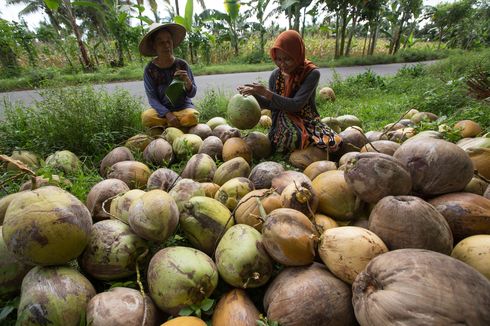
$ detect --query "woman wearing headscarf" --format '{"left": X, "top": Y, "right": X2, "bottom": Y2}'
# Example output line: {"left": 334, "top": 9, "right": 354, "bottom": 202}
{"left": 139, "top": 22, "right": 199, "bottom": 129}
{"left": 237, "top": 30, "right": 342, "bottom": 154}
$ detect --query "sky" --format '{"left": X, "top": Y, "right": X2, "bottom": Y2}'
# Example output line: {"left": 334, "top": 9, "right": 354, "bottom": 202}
{"left": 0, "top": 0, "right": 455, "bottom": 30}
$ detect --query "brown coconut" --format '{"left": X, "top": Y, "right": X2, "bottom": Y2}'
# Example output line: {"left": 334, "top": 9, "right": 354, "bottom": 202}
{"left": 109, "top": 189, "right": 145, "bottom": 224}
{"left": 200, "top": 182, "right": 220, "bottom": 198}
{"left": 466, "top": 147, "right": 490, "bottom": 180}
{"left": 143, "top": 138, "right": 174, "bottom": 165}
{"left": 181, "top": 153, "right": 217, "bottom": 182}
{"left": 360, "top": 140, "right": 400, "bottom": 156}
{"left": 464, "top": 176, "right": 489, "bottom": 195}
{"left": 280, "top": 180, "right": 318, "bottom": 217}
{"left": 19, "top": 175, "right": 72, "bottom": 191}
{"left": 234, "top": 189, "right": 282, "bottom": 231}
{"left": 248, "top": 161, "right": 284, "bottom": 189}
{"left": 258, "top": 115, "right": 272, "bottom": 128}
{"left": 161, "top": 127, "right": 184, "bottom": 145}
{"left": 212, "top": 289, "right": 260, "bottom": 326}
{"left": 86, "top": 179, "right": 130, "bottom": 221}
{"left": 352, "top": 249, "right": 490, "bottom": 325}
{"left": 410, "top": 111, "right": 438, "bottom": 124}
{"left": 198, "top": 135, "right": 223, "bottom": 160}
{"left": 99, "top": 146, "right": 134, "bottom": 177}
{"left": 215, "top": 177, "right": 255, "bottom": 211}
{"left": 344, "top": 152, "right": 412, "bottom": 203}
{"left": 243, "top": 131, "right": 271, "bottom": 159}
{"left": 318, "top": 87, "right": 336, "bottom": 101}
{"left": 271, "top": 170, "right": 310, "bottom": 194}
{"left": 262, "top": 208, "right": 317, "bottom": 266}
{"left": 303, "top": 160, "right": 337, "bottom": 180}
{"left": 289, "top": 145, "right": 330, "bottom": 169}
{"left": 454, "top": 119, "right": 482, "bottom": 137}
{"left": 368, "top": 195, "right": 453, "bottom": 254}
{"left": 264, "top": 263, "right": 356, "bottom": 326}
{"left": 338, "top": 151, "right": 359, "bottom": 167}
{"left": 364, "top": 131, "right": 387, "bottom": 142}
{"left": 188, "top": 123, "right": 212, "bottom": 139}
{"left": 485, "top": 185, "right": 490, "bottom": 199}
{"left": 212, "top": 124, "right": 241, "bottom": 143}
{"left": 222, "top": 137, "right": 253, "bottom": 163}
{"left": 125, "top": 134, "right": 153, "bottom": 152}
{"left": 86, "top": 287, "right": 158, "bottom": 326}
{"left": 337, "top": 127, "right": 368, "bottom": 155}
{"left": 313, "top": 214, "right": 338, "bottom": 234}
{"left": 393, "top": 138, "right": 474, "bottom": 196}
{"left": 106, "top": 161, "right": 151, "bottom": 189}
{"left": 213, "top": 157, "right": 251, "bottom": 186}
{"left": 428, "top": 192, "right": 490, "bottom": 243}
{"left": 146, "top": 168, "right": 181, "bottom": 191}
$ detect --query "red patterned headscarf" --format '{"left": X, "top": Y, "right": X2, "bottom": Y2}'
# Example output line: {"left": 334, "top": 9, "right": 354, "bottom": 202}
{"left": 270, "top": 30, "right": 317, "bottom": 97}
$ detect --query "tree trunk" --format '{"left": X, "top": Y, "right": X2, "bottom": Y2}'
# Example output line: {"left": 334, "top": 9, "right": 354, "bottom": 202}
{"left": 363, "top": 27, "right": 369, "bottom": 56}
{"left": 345, "top": 11, "right": 358, "bottom": 57}
{"left": 301, "top": 6, "right": 307, "bottom": 37}
{"left": 369, "top": 21, "right": 379, "bottom": 55}
{"left": 260, "top": 29, "right": 265, "bottom": 57}
{"left": 64, "top": 0, "right": 93, "bottom": 71}
{"left": 189, "top": 43, "right": 195, "bottom": 64}
{"left": 334, "top": 15, "right": 340, "bottom": 58}
{"left": 339, "top": 11, "right": 349, "bottom": 57}
{"left": 293, "top": 5, "right": 301, "bottom": 31}
{"left": 116, "top": 40, "right": 124, "bottom": 67}
{"left": 393, "top": 16, "right": 407, "bottom": 55}
{"left": 174, "top": 0, "right": 180, "bottom": 16}
{"left": 438, "top": 26, "right": 444, "bottom": 49}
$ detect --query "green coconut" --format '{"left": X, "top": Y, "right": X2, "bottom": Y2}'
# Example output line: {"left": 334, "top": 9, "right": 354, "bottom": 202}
{"left": 181, "top": 153, "right": 217, "bottom": 182}
{"left": 180, "top": 196, "right": 234, "bottom": 255}
{"left": 125, "top": 133, "right": 153, "bottom": 152}
{"left": 17, "top": 265, "right": 96, "bottom": 325}
{"left": 147, "top": 246, "right": 218, "bottom": 315}
{"left": 0, "top": 191, "right": 26, "bottom": 225}
{"left": 147, "top": 168, "right": 181, "bottom": 191}
{"left": 128, "top": 189, "right": 179, "bottom": 242}
{"left": 45, "top": 150, "right": 81, "bottom": 175}
{"left": 2, "top": 186, "right": 92, "bottom": 265}
{"left": 215, "top": 224, "right": 273, "bottom": 288}
{"left": 7, "top": 150, "right": 40, "bottom": 171}
{"left": 106, "top": 161, "right": 152, "bottom": 189}
{"left": 227, "top": 94, "right": 261, "bottom": 130}
{"left": 214, "top": 177, "right": 255, "bottom": 210}
{"left": 109, "top": 189, "right": 146, "bottom": 224}
{"left": 336, "top": 114, "right": 362, "bottom": 130}
{"left": 79, "top": 220, "right": 149, "bottom": 281}
{"left": 161, "top": 127, "right": 184, "bottom": 144}
{"left": 168, "top": 178, "right": 205, "bottom": 212}
{"left": 213, "top": 157, "right": 251, "bottom": 186}
{"left": 85, "top": 178, "right": 130, "bottom": 222}
{"left": 99, "top": 146, "right": 134, "bottom": 177}
{"left": 19, "top": 175, "right": 72, "bottom": 191}
{"left": 0, "top": 226, "right": 32, "bottom": 300}
{"left": 172, "top": 134, "right": 203, "bottom": 160}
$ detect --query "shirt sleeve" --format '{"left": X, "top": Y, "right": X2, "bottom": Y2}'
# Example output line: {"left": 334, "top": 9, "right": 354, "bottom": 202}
{"left": 143, "top": 67, "right": 170, "bottom": 117}
{"left": 269, "top": 69, "right": 320, "bottom": 113}
{"left": 252, "top": 69, "right": 278, "bottom": 108}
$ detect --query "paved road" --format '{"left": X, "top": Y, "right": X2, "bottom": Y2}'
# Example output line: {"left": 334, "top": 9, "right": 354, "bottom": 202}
{"left": 0, "top": 60, "right": 437, "bottom": 118}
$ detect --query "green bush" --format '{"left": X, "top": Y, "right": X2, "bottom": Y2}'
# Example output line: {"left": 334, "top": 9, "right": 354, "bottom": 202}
{"left": 196, "top": 89, "right": 229, "bottom": 123}
{"left": 0, "top": 85, "right": 144, "bottom": 164}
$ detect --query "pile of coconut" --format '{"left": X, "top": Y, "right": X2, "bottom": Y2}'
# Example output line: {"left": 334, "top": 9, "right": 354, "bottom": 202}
{"left": 1, "top": 93, "right": 489, "bottom": 325}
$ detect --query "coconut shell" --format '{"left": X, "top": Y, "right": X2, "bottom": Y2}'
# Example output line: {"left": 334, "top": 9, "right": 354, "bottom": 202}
{"left": 188, "top": 123, "right": 212, "bottom": 139}
{"left": 248, "top": 161, "right": 284, "bottom": 189}
{"left": 344, "top": 152, "right": 412, "bottom": 204}
{"left": 303, "top": 160, "right": 337, "bottom": 180}
{"left": 206, "top": 117, "right": 227, "bottom": 130}
{"left": 198, "top": 136, "right": 223, "bottom": 161}
{"left": 318, "top": 226, "right": 388, "bottom": 284}
{"left": 86, "top": 179, "right": 130, "bottom": 222}
{"left": 17, "top": 266, "right": 96, "bottom": 325}
{"left": 454, "top": 119, "right": 482, "bottom": 137}
{"left": 212, "top": 289, "right": 261, "bottom": 326}
{"left": 79, "top": 220, "right": 149, "bottom": 280}
{"left": 99, "top": 146, "right": 134, "bottom": 177}
{"left": 289, "top": 145, "right": 330, "bottom": 169}
{"left": 428, "top": 192, "right": 490, "bottom": 243}
{"left": 243, "top": 131, "right": 271, "bottom": 159}
{"left": 213, "top": 157, "right": 250, "bottom": 186}
{"left": 262, "top": 208, "right": 317, "bottom": 266}
{"left": 86, "top": 287, "right": 158, "bottom": 326}
{"left": 109, "top": 189, "right": 145, "bottom": 224}
{"left": 147, "top": 247, "right": 218, "bottom": 316}
{"left": 107, "top": 161, "right": 151, "bottom": 189}
{"left": 280, "top": 180, "right": 318, "bottom": 217}
{"left": 271, "top": 170, "right": 310, "bottom": 194}
{"left": 212, "top": 124, "right": 241, "bottom": 143}
{"left": 200, "top": 182, "right": 220, "bottom": 198}
{"left": 128, "top": 189, "right": 179, "bottom": 242}
{"left": 2, "top": 186, "right": 92, "bottom": 266}
{"left": 368, "top": 195, "right": 453, "bottom": 254}
{"left": 264, "top": 263, "right": 356, "bottom": 326}
{"left": 125, "top": 134, "right": 153, "bottom": 152}
{"left": 181, "top": 153, "right": 217, "bottom": 182}
{"left": 215, "top": 224, "right": 272, "bottom": 288}
{"left": 234, "top": 189, "right": 282, "bottom": 231}
{"left": 222, "top": 137, "right": 253, "bottom": 163}
{"left": 147, "top": 168, "right": 181, "bottom": 191}
{"left": 360, "top": 140, "right": 400, "bottom": 156}
{"left": 143, "top": 138, "right": 174, "bottom": 165}
{"left": 312, "top": 170, "right": 358, "bottom": 221}
{"left": 168, "top": 178, "right": 205, "bottom": 212}
{"left": 352, "top": 249, "right": 490, "bottom": 325}
{"left": 180, "top": 196, "right": 233, "bottom": 255}
{"left": 393, "top": 138, "right": 474, "bottom": 196}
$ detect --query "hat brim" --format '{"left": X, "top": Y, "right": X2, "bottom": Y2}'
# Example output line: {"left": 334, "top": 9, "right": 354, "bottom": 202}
{"left": 139, "top": 23, "right": 187, "bottom": 57}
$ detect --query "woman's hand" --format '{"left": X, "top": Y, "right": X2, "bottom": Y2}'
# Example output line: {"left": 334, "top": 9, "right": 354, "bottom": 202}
{"left": 165, "top": 112, "right": 181, "bottom": 127}
{"left": 237, "top": 83, "right": 273, "bottom": 100}
{"left": 174, "top": 69, "right": 192, "bottom": 91}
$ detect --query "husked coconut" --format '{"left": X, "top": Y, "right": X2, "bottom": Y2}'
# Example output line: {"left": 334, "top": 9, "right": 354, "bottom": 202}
{"left": 181, "top": 153, "right": 217, "bottom": 182}
{"left": 99, "top": 146, "right": 134, "bottom": 177}
{"left": 87, "top": 287, "right": 158, "bottom": 326}
{"left": 206, "top": 117, "right": 227, "bottom": 130}
{"left": 352, "top": 249, "right": 490, "bottom": 325}
{"left": 271, "top": 170, "right": 310, "bottom": 194}
{"left": 188, "top": 123, "right": 212, "bottom": 139}
{"left": 86, "top": 178, "right": 130, "bottom": 221}
{"left": 360, "top": 140, "right": 400, "bottom": 156}
{"left": 368, "top": 196, "right": 453, "bottom": 254}
{"left": 234, "top": 189, "right": 282, "bottom": 231}
{"left": 222, "top": 137, "right": 253, "bottom": 163}
{"left": 264, "top": 263, "right": 356, "bottom": 326}
{"left": 248, "top": 161, "right": 284, "bottom": 189}
{"left": 244, "top": 131, "right": 271, "bottom": 159}
{"left": 107, "top": 161, "right": 151, "bottom": 189}
{"left": 147, "top": 168, "right": 181, "bottom": 191}
{"left": 198, "top": 136, "right": 223, "bottom": 161}
{"left": 212, "top": 289, "right": 261, "bottom": 326}
{"left": 143, "top": 138, "right": 174, "bottom": 165}
{"left": 303, "top": 160, "right": 337, "bottom": 180}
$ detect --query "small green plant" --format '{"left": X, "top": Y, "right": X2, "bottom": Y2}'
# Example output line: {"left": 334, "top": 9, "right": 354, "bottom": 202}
{"left": 178, "top": 298, "right": 214, "bottom": 318}
{"left": 0, "top": 297, "right": 20, "bottom": 326}
{"left": 257, "top": 314, "right": 280, "bottom": 326}
{"left": 197, "top": 89, "right": 229, "bottom": 122}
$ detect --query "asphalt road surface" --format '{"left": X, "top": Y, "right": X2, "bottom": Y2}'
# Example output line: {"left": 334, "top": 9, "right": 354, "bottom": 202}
{"left": 0, "top": 60, "right": 437, "bottom": 119}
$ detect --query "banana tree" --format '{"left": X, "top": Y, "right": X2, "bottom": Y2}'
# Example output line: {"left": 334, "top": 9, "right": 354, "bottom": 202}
{"left": 243, "top": 0, "right": 274, "bottom": 57}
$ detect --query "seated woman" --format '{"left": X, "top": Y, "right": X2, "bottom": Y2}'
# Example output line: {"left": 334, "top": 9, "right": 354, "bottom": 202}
{"left": 139, "top": 22, "right": 199, "bottom": 129}
{"left": 237, "top": 30, "right": 341, "bottom": 155}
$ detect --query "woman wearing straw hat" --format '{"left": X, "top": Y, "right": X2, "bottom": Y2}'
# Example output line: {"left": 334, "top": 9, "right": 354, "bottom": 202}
{"left": 237, "top": 30, "right": 342, "bottom": 155}
{"left": 139, "top": 22, "right": 199, "bottom": 130}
